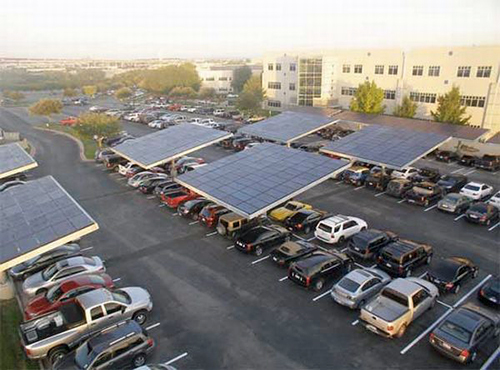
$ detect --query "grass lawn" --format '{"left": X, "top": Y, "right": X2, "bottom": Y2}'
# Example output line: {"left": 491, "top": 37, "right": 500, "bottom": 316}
{"left": 44, "top": 123, "right": 97, "bottom": 160}
{"left": 0, "top": 300, "right": 38, "bottom": 370}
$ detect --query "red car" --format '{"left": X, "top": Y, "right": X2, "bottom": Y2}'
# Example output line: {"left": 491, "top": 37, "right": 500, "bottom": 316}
{"left": 168, "top": 103, "right": 182, "bottom": 111}
{"left": 60, "top": 117, "right": 77, "bottom": 126}
{"left": 24, "top": 274, "right": 114, "bottom": 320}
{"left": 199, "top": 204, "right": 230, "bottom": 228}
{"left": 161, "top": 190, "right": 199, "bottom": 209}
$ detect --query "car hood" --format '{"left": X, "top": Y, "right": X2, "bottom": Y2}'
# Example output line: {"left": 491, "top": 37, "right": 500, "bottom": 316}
{"left": 269, "top": 208, "right": 294, "bottom": 220}
{"left": 120, "top": 287, "right": 152, "bottom": 306}
{"left": 25, "top": 295, "right": 51, "bottom": 315}
{"left": 23, "top": 272, "right": 46, "bottom": 291}
{"left": 364, "top": 296, "right": 409, "bottom": 322}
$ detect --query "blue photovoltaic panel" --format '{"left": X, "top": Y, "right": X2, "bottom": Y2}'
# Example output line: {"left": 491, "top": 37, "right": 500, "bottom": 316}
{"left": 112, "top": 123, "right": 232, "bottom": 168}
{"left": 238, "top": 111, "right": 335, "bottom": 143}
{"left": 176, "top": 143, "right": 349, "bottom": 218}
{"left": 0, "top": 176, "right": 98, "bottom": 265}
{"left": 320, "top": 125, "right": 450, "bottom": 170}
{"left": 0, "top": 142, "right": 37, "bottom": 179}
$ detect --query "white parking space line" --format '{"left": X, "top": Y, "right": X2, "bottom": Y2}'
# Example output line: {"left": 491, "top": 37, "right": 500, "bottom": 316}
{"left": 354, "top": 262, "right": 365, "bottom": 269}
{"left": 279, "top": 276, "right": 288, "bottom": 282}
{"left": 369, "top": 264, "right": 377, "bottom": 268}
{"left": 206, "top": 231, "right": 218, "bottom": 237}
{"left": 418, "top": 272, "right": 427, "bottom": 278}
{"left": 306, "top": 236, "right": 316, "bottom": 242}
{"left": 189, "top": 221, "right": 199, "bottom": 225}
{"left": 436, "top": 300, "right": 452, "bottom": 309}
{"left": 397, "top": 199, "right": 406, "bottom": 204}
{"left": 112, "top": 278, "right": 121, "bottom": 282}
{"left": 226, "top": 245, "right": 234, "bottom": 250}
{"left": 80, "top": 246, "right": 94, "bottom": 252}
{"left": 480, "top": 345, "right": 500, "bottom": 370}
{"left": 454, "top": 214, "right": 465, "bottom": 221}
{"left": 452, "top": 275, "right": 491, "bottom": 308}
{"left": 340, "top": 248, "right": 348, "bottom": 252}
{"left": 488, "top": 222, "right": 500, "bottom": 231}
{"left": 351, "top": 320, "right": 359, "bottom": 326}
{"left": 147, "top": 196, "right": 155, "bottom": 199}
{"left": 463, "top": 169, "right": 476, "bottom": 175}
{"left": 171, "top": 212, "right": 179, "bottom": 215}
{"left": 158, "top": 204, "right": 165, "bottom": 208}
{"left": 251, "top": 255, "right": 270, "bottom": 265}
{"left": 375, "top": 191, "right": 386, "bottom": 197}
{"left": 145, "top": 322, "right": 161, "bottom": 331}
{"left": 293, "top": 233, "right": 305, "bottom": 240}
{"left": 335, "top": 181, "right": 343, "bottom": 184}
{"left": 451, "top": 168, "right": 465, "bottom": 174}
{"left": 354, "top": 186, "right": 364, "bottom": 191}
{"left": 424, "top": 204, "right": 438, "bottom": 212}
{"left": 164, "top": 352, "right": 188, "bottom": 366}
{"left": 312, "top": 289, "right": 332, "bottom": 302}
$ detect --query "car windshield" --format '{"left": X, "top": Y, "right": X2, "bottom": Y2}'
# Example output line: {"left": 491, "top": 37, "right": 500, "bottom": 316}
{"left": 440, "top": 175, "right": 452, "bottom": 181}
{"left": 317, "top": 223, "right": 332, "bottom": 233}
{"left": 112, "top": 290, "right": 131, "bottom": 304}
{"left": 469, "top": 204, "right": 488, "bottom": 213}
{"left": 338, "top": 277, "right": 360, "bottom": 292}
{"left": 289, "top": 212, "right": 309, "bottom": 223}
{"left": 350, "top": 234, "right": 370, "bottom": 250}
{"left": 464, "top": 185, "right": 480, "bottom": 191}
{"left": 46, "top": 286, "right": 65, "bottom": 303}
{"left": 75, "top": 342, "right": 97, "bottom": 369}
{"left": 42, "top": 264, "right": 59, "bottom": 280}
{"left": 284, "top": 203, "right": 297, "bottom": 211}
{"left": 381, "top": 288, "right": 408, "bottom": 307}
{"left": 440, "top": 320, "right": 472, "bottom": 343}
{"left": 444, "top": 194, "right": 460, "bottom": 203}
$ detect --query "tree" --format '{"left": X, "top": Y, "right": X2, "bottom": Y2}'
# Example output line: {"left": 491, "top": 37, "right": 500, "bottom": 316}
{"left": 74, "top": 113, "right": 121, "bottom": 138}
{"left": 29, "top": 99, "right": 63, "bottom": 121}
{"left": 3, "top": 90, "right": 25, "bottom": 102}
{"left": 393, "top": 95, "right": 418, "bottom": 118}
{"left": 231, "top": 65, "right": 253, "bottom": 93}
{"left": 236, "top": 76, "right": 265, "bottom": 114}
{"left": 169, "top": 86, "right": 197, "bottom": 99}
{"left": 198, "top": 87, "right": 216, "bottom": 100}
{"left": 431, "top": 86, "right": 470, "bottom": 125}
{"left": 115, "top": 87, "right": 133, "bottom": 100}
{"left": 63, "top": 88, "right": 77, "bottom": 97}
{"left": 139, "top": 64, "right": 201, "bottom": 94}
{"left": 82, "top": 85, "right": 97, "bottom": 97}
{"left": 350, "top": 81, "right": 385, "bottom": 114}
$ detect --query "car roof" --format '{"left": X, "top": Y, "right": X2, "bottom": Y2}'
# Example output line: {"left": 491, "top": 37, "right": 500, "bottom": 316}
{"left": 76, "top": 288, "right": 114, "bottom": 308}
{"left": 387, "top": 278, "right": 423, "bottom": 296}
{"left": 344, "top": 269, "right": 374, "bottom": 284}
{"left": 279, "top": 241, "right": 311, "bottom": 254}
{"left": 88, "top": 321, "right": 142, "bottom": 354}
{"left": 353, "top": 229, "right": 385, "bottom": 242}
{"left": 466, "top": 181, "right": 484, "bottom": 187}
{"left": 382, "top": 240, "right": 422, "bottom": 257}
{"left": 320, "top": 215, "right": 350, "bottom": 226}
{"left": 56, "top": 256, "right": 87, "bottom": 269}
{"left": 446, "top": 306, "right": 488, "bottom": 332}
{"left": 220, "top": 212, "right": 246, "bottom": 222}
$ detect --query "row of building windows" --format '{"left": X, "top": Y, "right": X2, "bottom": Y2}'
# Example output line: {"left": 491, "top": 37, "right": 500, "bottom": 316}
{"left": 343, "top": 64, "right": 399, "bottom": 75}
{"left": 340, "top": 87, "right": 396, "bottom": 100}
{"left": 268, "top": 63, "right": 296, "bottom": 72}
{"left": 267, "top": 82, "right": 282, "bottom": 90}
{"left": 202, "top": 77, "right": 232, "bottom": 81}
{"left": 267, "top": 100, "right": 282, "bottom": 107}
{"left": 409, "top": 92, "right": 437, "bottom": 103}
{"left": 411, "top": 65, "right": 492, "bottom": 78}
{"left": 460, "top": 95, "right": 486, "bottom": 107}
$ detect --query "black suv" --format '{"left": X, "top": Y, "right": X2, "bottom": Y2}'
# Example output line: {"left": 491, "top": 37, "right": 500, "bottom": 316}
{"left": 414, "top": 167, "right": 441, "bottom": 183}
{"left": 405, "top": 182, "right": 443, "bottom": 206}
{"left": 458, "top": 155, "right": 477, "bottom": 167}
{"left": 284, "top": 210, "right": 328, "bottom": 234}
{"left": 54, "top": 320, "right": 155, "bottom": 370}
{"left": 475, "top": 155, "right": 500, "bottom": 171}
{"left": 436, "top": 174, "right": 468, "bottom": 194}
{"left": 235, "top": 225, "right": 291, "bottom": 256}
{"left": 347, "top": 229, "right": 398, "bottom": 260}
{"left": 376, "top": 240, "right": 433, "bottom": 277}
{"left": 288, "top": 251, "right": 353, "bottom": 291}
{"left": 178, "top": 199, "right": 213, "bottom": 220}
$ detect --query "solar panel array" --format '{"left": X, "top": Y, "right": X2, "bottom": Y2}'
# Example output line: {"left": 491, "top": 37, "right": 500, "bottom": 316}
{"left": 320, "top": 125, "right": 450, "bottom": 169}
{"left": 0, "top": 142, "right": 37, "bottom": 178}
{"left": 176, "top": 143, "right": 349, "bottom": 218}
{"left": 238, "top": 111, "right": 335, "bottom": 143}
{"left": 0, "top": 176, "right": 97, "bottom": 265}
{"left": 112, "top": 123, "right": 232, "bottom": 168}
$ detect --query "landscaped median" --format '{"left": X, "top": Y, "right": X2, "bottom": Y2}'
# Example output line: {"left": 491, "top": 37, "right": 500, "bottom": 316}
{"left": 37, "top": 123, "right": 98, "bottom": 160}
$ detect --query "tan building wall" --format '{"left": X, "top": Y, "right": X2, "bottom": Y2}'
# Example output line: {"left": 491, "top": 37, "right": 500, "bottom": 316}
{"left": 262, "top": 54, "right": 298, "bottom": 109}
{"left": 197, "top": 68, "right": 234, "bottom": 94}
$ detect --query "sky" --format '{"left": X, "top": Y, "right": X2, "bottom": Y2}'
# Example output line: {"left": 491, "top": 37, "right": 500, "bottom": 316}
{"left": 1, "top": 0, "right": 499, "bottom": 59}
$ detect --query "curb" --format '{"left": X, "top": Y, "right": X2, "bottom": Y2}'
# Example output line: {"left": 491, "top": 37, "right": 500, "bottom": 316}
{"left": 34, "top": 127, "right": 93, "bottom": 162}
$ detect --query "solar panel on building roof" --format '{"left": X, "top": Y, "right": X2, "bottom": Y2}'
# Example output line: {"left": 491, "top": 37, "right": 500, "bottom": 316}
{"left": 176, "top": 143, "right": 349, "bottom": 218}
{"left": 0, "top": 143, "right": 38, "bottom": 180}
{"left": 320, "top": 125, "right": 450, "bottom": 170}
{"left": 0, "top": 176, "right": 98, "bottom": 270}
{"left": 111, "top": 123, "right": 232, "bottom": 169}
{"left": 238, "top": 111, "right": 336, "bottom": 143}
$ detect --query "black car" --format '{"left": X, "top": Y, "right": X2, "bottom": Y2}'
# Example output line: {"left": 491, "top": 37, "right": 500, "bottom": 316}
{"left": 426, "top": 257, "right": 478, "bottom": 294}
{"left": 475, "top": 155, "right": 500, "bottom": 171}
{"left": 9, "top": 244, "right": 81, "bottom": 280}
{"left": 414, "top": 167, "right": 441, "bottom": 183}
{"left": 178, "top": 198, "right": 213, "bottom": 220}
{"left": 138, "top": 178, "right": 171, "bottom": 194}
{"left": 284, "top": 210, "right": 328, "bottom": 234}
{"left": 436, "top": 174, "right": 468, "bottom": 194}
{"left": 404, "top": 182, "right": 443, "bottom": 206}
{"left": 288, "top": 251, "right": 353, "bottom": 291}
{"left": 235, "top": 225, "right": 291, "bottom": 256}
{"left": 465, "top": 202, "right": 499, "bottom": 225}
{"left": 478, "top": 277, "right": 500, "bottom": 307}
{"left": 103, "top": 155, "right": 128, "bottom": 171}
{"left": 386, "top": 179, "right": 413, "bottom": 198}
{"left": 429, "top": 303, "right": 500, "bottom": 364}
{"left": 458, "top": 155, "right": 477, "bottom": 167}
{"left": 376, "top": 240, "right": 433, "bottom": 277}
{"left": 153, "top": 182, "right": 183, "bottom": 198}
{"left": 364, "top": 168, "right": 392, "bottom": 191}
{"left": 270, "top": 241, "right": 318, "bottom": 267}
{"left": 347, "top": 229, "right": 398, "bottom": 260}
{"left": 435, "top": 150, "right": 459, "bottom": 163}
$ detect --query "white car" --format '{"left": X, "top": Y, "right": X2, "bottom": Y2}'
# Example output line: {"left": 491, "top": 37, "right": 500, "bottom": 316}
{"left": 244, "top": 142, "right": 261, "bottom": 150}
{"left": 201, "top": 118, "right": 216, "bottom": 125}
{"left": 391, "top": 167, "right": 419, "bottom": 180}
{"left": 315, "top": 215, "right": 368, "bottom": 244}
{"left": 213, "top": 109, "right": 225, "bottom": 116}
{"left": 186, "top": 107, "right": 197, "bottom": 113}
{"left": 487, "top": 191, "right": 500, "bottom": 209}
{"left": 459, "top": 182, "right": 494, "bottom": 200}
{"left": 118, "top": 162, "right": 136, "bottom": 176}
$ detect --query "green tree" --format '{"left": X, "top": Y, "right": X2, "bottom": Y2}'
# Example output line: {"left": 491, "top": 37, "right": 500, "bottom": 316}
{"left": 29, "top": 99, "right": 63, "bottom": 121}
{"left": 63, "top": 88, "right": 77, "bottom": 97}
{"left": 350, "top": 81, "right": 385, "bottom": 114}
{"left": 231, "top": 65, "right": 253, "bottom": 93}
{"left": 198, "top": 87, "right": 216, "bottom": 100}
{"left": 169, "top": 86, "right": 197, "bottom": 99}
{"left": 236, "top": 76, "right": 265, "bottom": 114}
{"left": 74, "top": 113, "right": 121, "bottom": 138}
{"left": 393, "top": 95, "right": 418, "bottom": 118}
{"left": 82, "top": 85, "right": 98, "bottom": 97}
{"left": 115, "top": 87, "right": 133, "bottom": 100}
{"left": 139, "top": 63, "right": 200, "bottom": 94}
{"left": 431, "top": 86, "right": 470, "bottom": 125}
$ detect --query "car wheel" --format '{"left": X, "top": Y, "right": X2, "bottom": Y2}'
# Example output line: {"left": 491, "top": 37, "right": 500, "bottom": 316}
{"left": 48, "top": 346, "right": 69, "bottom": 365}
{"left": 133, "top": 354, "right": 147, "bottom": 368}
{"left": 255, "top": 246, "right": 263, "bottom": 257}
{"left": 314, "top": 278, "right": 324, "bottom": 291}
{"left": 133, "top": 310, "right": 148, "bottom": 325}
{"left": 357, "top": 299, "right": 366, "bottom": 309}
{"left": 469, "top": 351, "right": 477, "bottom": 364}
{"left": 426, "top": 255, "right": 432, "bottom": 265}
{"left": 304, "top": 226, "right": 311, "bottom": 234}
{"left": 405, "top": 269, "right": 412, "bottom": 278}
{"left": 453, "top": 284, "right": 461, "bottom": 294}
{"left": 338, "top": 236, "right": 345, "bottom": 244}
{"left": 192, "top": 213, "right": 198, "bottom": 221}
{"left": 35, "top": 288, "right": 47, "bottom": 296}
{"left": 472, "top": 269, "right": 478, "bottom": 278}
{"left": 396, "top": 324, "right": 407, "bottom": 338}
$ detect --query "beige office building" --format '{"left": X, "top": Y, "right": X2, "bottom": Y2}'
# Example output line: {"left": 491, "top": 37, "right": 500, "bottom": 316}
{"left": 262, "top": 46, "right": 500, "bottom": 133}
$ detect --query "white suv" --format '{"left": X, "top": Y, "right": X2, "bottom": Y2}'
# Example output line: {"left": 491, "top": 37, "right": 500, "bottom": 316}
{"left": 459, "top": 182, "right": 494, "bottom": 200}
{"left": 315, "top": 215, "right": 368, "bottom": 244}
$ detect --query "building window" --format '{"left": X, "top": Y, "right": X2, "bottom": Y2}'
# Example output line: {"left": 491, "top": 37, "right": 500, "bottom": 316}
{"left": 218, "top": 77, "right": 228, "bottom": 81}
{"left": 267, "top": 82, "right": 281, "bottom": 90}
{"left": 384, "top": 90, "right": 396, "bottom": 100}
{"left": 457, "top": 66, "right": 471, "bottom": 77}
{"left": 341, "top": 87, "right": 357, "bottom": 96}
{"left": 205, "top": 77, "right": 215, "bottom": 81}
{"left": 388, "top": 65, "right": 398, "bottom": 75}
{"left": 374, "top": 65, "right": 384, "bottom": 75}
{"left": 354, "top": 65, "right": 363, "bottom": 74}
{"left": 290, "top": 63, "right": 296, "bottom": 72}
{"left": 409, "top": 92, "right": 437, "bottom": 104}
{"left": 276, "top": 63, "right": 281, "bottom": 71}
{"left": 289, "top": 83, "right": 296, "bottom": 91}
{"left": 342, "top": 64, "right": 351, "bottom": 73}
{"left": 460, "top": 95, "right": 486, "bottom": 108}
{"left": 298, "top": 58, "right": 322, "bottom": 106}
{"left": 476, "top": 66, "right": 492, "bottom": 78}
{"left": 428, "top": 66, "right": 440, "bottom": 77}
{"left": 412, "top": 66, "right": 424, "bottom": 76}
{"left": 268, "top": 63, "right": 273, "bottom": 71}
{"left": 267, "top": 100, "right": 281, "bottom": 108}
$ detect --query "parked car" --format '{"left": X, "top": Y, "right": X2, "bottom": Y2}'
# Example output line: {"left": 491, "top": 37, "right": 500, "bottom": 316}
{"left": 0, "top": 180, "right": 26, "bottom": 192}
{"left": 331, "top": 268, "right": 391, "bottom": 309}
{"left": 178, "top": 162, "right": 207, "bottom": 174}
{"left": 232, "top": 137, "right": 255, "bottom": 151}
{"left": 404, "top": 182, "right": 443, "bottom": 206}
{"left": 235, "top": 225, "right": 291, "bottom": 256}
{"left": 360, "top": 277, "right": 439, "bottom": 338}
{"left": 24, "top": 274, "right": 114, "bottom": 320}
{"left": 216, "top": 212, "right": 261, "bottom": 239}
{"left": 343, "top": 166, "right": 370, "bottom": 186}
{"left": 268, "top": 201, "right": 312, "bottom": 223}
{"left": 284, "top": 209, "right": 329, "bottom": 234}
{"left": 270, "top": 240, "right": 318, "bottom": 267}
{"left": 213, "top": 109, "right": 225, "bottom": 117}
{"left": 94, "top": 149, "right": 115, "bottom": 163}
{"left": 365, "top": 167, "right": 392, "bottom": 191}
{"left": 347, "top": 229, "right": 398, "bottom": 260}
{"left": 487, "top": 191, "right": 500, "bottom": 209}
{"left": 426, "top": 257, "right": 478, "bottom": 294}
{"left": 118, "top": 162, "right": 138, "bottom": 176}
{"left": 178, "top": 198, "right": 213, "bottom": 220}
{"left": 161, "top": 190, "right": 199, "bottom": 209}
{"left": 288, "top": 250, "right": 353, "bottom": 291}
{"left": 10, "top": 244, "right": 81, "bottom": 280}
{"left": 437, "top": 193, "right": 473, "bottom": 214}
{"left": 172, "top": 156, "right": 205, "bottom": 171}
{"left": 465, "top": 202, "right": 499, "bottom": 225}
{"left": 134, "top": 174, "right": 169, "bottom": 189}
{"left": 460, "top": 182, "right": 494, "bottom": 200}
{"left": 413, "top": 167, "right": 441, "bottom": 183}
{"left": 128, "top": 172, "right": 155, "bottom": 188}
{"left": 153, "top": 182, "right": 183, "bottom": 198}
{"left": 138, "top": 178, "right": 172, "bottom": 194}
{"left": 315, "top": 215, "right": 368, "bottom": 244}
{"left": 391, "top": 167, "right": 419, "bottom": 180}
{"left": 435, "top": 151, "right": 459, "bottom": 163}
{"left": 54, "top": 320, "right": 155, "bottom": 370}
{"left": 478, "top": 277, "right": 500, "bottom": 307}
{"left": 475, "top": 154, "right": 500, "bottom": 171}
{"left": 436, "top": 174, "right": 468, "bottom": 194}
{"left": 60, "top": 117, "right": 77, "bottom": 126}
{"left": 103, "top": 155, "right": 128, "bottom": 171}
{"left": 458, "top": 155, "right": 477, "bottom": 167}
{"left": 376, "top": 240, "right": 433, "bottom": 277}
{"left": 386, "top": 179, "right": 414, "bottom": 198}
{"left": 199, "top": 204, "right": 231, "bottom": 228}
{"left": 429, "top": 303, "right": 500, "bottom": 363}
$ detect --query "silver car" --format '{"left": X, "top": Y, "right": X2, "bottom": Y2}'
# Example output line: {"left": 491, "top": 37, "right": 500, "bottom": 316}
{"left": 22, "top": 256, "right": 105, "bottom": 296}
{"left": 331, "top": 268, "right": 391, "bottom": 309}
{"left": 128, "top": 172, "right": 167, "bottom": 188}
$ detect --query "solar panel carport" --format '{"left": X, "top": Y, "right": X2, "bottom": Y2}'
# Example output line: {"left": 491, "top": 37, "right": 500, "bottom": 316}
{"left": 320, "top": 125, "right": 451, "bottom": 170}
{"left": 111, "top": 123, "right": 232, "bottom": 169}
{"left": 176, "top": 143, "right": 350, "bottom": 219}
{"left": 0, "top": 142, "right": 38, "bottom": 180}
{"left": 238, "top": 111, "right": 337, "bottom": 144}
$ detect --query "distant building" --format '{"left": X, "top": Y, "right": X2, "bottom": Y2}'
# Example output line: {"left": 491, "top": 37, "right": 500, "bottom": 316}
{"left": 197, "top": 64, "right": 262, "bottom": 94}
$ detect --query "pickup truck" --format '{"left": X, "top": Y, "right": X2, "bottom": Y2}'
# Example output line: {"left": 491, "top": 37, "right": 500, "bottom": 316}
{"left": 19, "top": 287, "right": 153, "bottom": 365}
{"left": 359, "top": 277, "right": 439, "bottom": 338}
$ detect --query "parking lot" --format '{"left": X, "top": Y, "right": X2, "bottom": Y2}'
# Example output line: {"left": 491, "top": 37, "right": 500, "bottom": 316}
{"left": 1, "top": 99, "right": 499, "bottom": 369}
